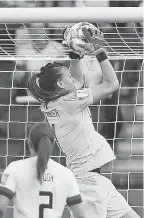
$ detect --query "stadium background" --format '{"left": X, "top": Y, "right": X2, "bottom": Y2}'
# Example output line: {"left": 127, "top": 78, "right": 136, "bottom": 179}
{"left": 0, "top": 1, "right": 143, "bottom": 218}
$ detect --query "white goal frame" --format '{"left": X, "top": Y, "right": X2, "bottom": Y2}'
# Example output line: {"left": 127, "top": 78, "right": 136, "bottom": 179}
{"left": 0, "top": 7, "right": 143, "bottom": 60}
{"left": 0, "top": 7, "right": 143, "bottom": 207}
{"left": 0, "top": 7, "right": 143, "bottom": 23}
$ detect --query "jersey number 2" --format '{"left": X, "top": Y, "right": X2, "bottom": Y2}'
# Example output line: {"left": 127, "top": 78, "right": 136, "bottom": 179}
{"left": 39, "top": 191, "right": 53, "bottom": 218}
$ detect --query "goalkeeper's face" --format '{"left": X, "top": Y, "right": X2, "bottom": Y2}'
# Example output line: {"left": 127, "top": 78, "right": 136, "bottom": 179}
{"left": 57, "top": 67, "right": 76, "bottom": 92}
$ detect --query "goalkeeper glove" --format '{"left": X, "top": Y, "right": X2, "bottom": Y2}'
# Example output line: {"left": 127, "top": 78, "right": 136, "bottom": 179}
{"left": 62, "top": 27, "right": 83, "bottom": 59}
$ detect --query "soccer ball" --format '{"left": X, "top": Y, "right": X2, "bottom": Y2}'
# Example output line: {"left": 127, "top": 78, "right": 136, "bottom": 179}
{"left": 63, "top": 22, "right": 103, "bottom": 56}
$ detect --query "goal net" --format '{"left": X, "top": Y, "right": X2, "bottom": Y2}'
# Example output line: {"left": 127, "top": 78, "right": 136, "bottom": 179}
{"left": 0, "top": 6, "right": 143, "bottom": 218}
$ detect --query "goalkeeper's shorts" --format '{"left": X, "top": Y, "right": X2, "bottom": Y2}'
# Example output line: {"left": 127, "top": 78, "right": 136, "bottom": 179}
{"left": 74, "top": 172, "right": 131, "bottom": 218}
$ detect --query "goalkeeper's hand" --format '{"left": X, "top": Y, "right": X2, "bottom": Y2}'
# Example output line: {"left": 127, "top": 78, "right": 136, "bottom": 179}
{"left": 80, "top": 27, "right": 105, "bottom": 55}
{"left": 62, "top": 27, "right": 83, "bottom": 59}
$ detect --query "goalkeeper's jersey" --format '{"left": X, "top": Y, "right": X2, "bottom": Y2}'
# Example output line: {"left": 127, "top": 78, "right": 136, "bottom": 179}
{"left": 0, "top": 157, "right": 82, "bottom": 218}
{"left": 41, "top": 88, "right": 116, "bottom": 176}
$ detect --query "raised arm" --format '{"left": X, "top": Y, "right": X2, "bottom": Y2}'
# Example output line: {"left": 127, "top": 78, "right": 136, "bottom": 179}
{"left": 70, "top": 54, "right": 102, "bottom": 89}
{"left": 91, "top": 52, "right": 119, "bottom": 103}
{"left": 82, "top": 28, "right": 119, "bottom": 103}
{"left": 69, "top": 51, "right": 84, "bottom": 89}
{"left": 80, "top": 57, "right": 103, "bottom": 87}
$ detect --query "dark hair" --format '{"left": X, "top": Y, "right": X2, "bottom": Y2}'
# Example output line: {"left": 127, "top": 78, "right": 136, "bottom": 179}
{"left": 27, "top": 62, "right": 69, "bottom": 103}
{"left": 28, "top": 123, "right": 55, "bottom": 184}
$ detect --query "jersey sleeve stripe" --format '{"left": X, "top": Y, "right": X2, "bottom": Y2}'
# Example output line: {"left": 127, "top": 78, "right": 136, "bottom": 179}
{"left": 66, "top": 194, "right": 82, "bottom": 206}
{"left": 0, "top": 186, "right": 14, "bottom": 200}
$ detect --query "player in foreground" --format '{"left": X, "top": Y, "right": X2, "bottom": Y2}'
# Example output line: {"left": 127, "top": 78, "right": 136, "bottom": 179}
{"left": 0, "top": 123, "right": 86, "bottom": 218}
{"left": 28, "top": 27, "right": 140, "bottom": 218}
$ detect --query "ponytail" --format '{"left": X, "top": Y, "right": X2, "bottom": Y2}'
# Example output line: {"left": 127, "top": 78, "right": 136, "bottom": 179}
{"left": 36, "top": 135, "right": 52, "bottom": 184}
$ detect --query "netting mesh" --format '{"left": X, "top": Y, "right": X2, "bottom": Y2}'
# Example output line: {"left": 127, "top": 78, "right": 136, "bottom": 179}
{"left": 0, "top": 22, "right": 143, "bottom": 59}
{"left": 0, "top": 21, "right": 143, "bottom": 218}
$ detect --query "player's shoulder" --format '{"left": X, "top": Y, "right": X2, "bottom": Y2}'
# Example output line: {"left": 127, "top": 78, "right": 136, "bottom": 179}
{"left": 5, "top": 158, "right": 32, "bottom": 172}
{"left": 8, "top": 159, "right": 22, "bottom": 168}
{"left": 62, "top": 91, "right": 77, "bottom": 101}
{"left": 49, "top": 158, "right": 73, "bottom": 175}
{"left": 3, "top": 159, "right": 23, "bottom": 176}
{"left": 49, "top": 158, "right": 65, "bottom": 170}
{"left": 41, "top": 98, "right": 61, "bottom": 110}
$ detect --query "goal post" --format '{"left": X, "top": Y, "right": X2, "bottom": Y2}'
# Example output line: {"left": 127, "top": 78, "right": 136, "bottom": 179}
{"left": 0, "top": 7, "right": 143, "bottom": 60}
{"left": 0, "top": 7, "right": 143, "bottom": 22}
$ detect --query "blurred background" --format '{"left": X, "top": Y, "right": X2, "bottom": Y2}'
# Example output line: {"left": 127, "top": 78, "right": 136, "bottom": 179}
{"left": 0, "top": 1, "right": 143, "bottom": 218}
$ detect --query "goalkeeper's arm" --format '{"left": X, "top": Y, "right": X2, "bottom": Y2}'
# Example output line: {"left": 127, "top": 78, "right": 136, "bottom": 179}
{"left": 70, "top": 58, "right": 84, "bottom": 89}
{"left": 82, "top": 28, "right": 119, "bottom": 103}
{"left": 62, "top": 28, "right": 84, "bottom": 89}
{"left": 90, "top": 53, "right": 119, "bottom": 103}
{"left": 70, "top": 56, "right": 103, "bottom": 89}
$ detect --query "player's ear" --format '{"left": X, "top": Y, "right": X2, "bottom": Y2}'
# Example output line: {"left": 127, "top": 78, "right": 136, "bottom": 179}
{"left": 57, "top": 79, "right": 64, "bottom": 89}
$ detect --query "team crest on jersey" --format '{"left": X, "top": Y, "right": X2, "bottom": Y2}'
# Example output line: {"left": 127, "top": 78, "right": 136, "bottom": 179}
{"left": 77, "top": 89, "right": 88, "bottom": 99}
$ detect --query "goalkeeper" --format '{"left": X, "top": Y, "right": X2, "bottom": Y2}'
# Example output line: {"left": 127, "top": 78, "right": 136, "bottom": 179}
{"left": 28, "top": 26, "right": 140, "bottom": 218}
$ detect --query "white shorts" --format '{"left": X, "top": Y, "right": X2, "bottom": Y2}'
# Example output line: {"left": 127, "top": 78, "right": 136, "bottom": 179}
{"left": 75, "top": 172, "right": 131, "bottom": 218}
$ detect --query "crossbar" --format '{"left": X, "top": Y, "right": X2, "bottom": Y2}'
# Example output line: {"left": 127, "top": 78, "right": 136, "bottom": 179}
{"left": 0, "top": 7, "right": 143, "bottom": 23}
